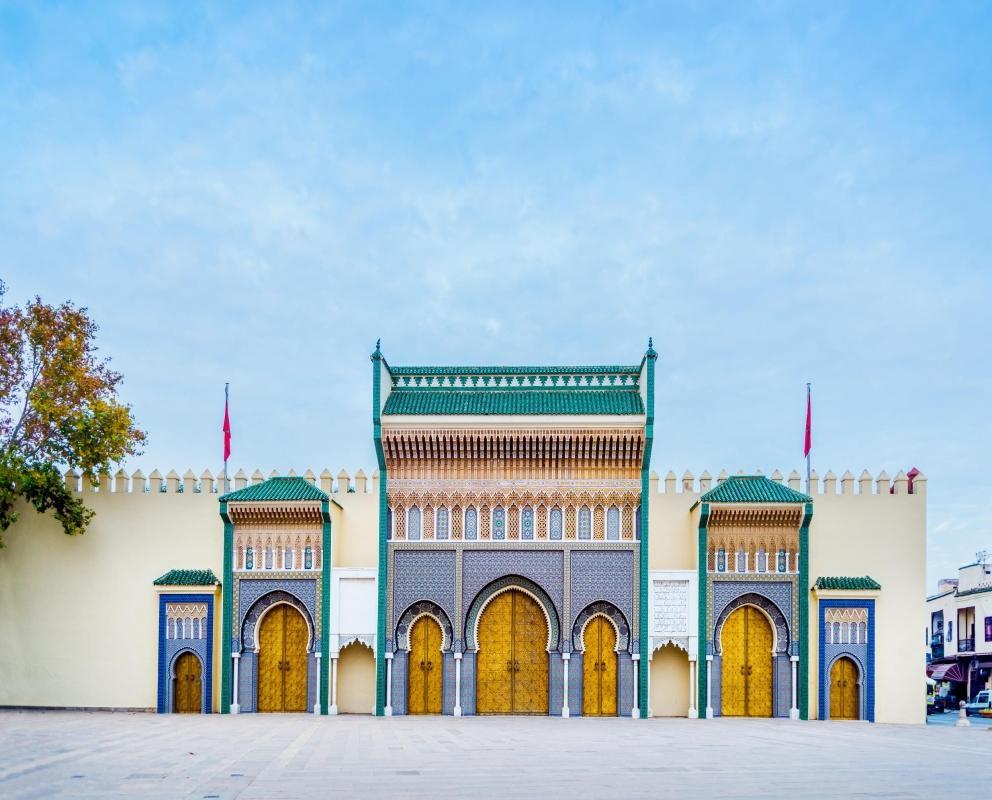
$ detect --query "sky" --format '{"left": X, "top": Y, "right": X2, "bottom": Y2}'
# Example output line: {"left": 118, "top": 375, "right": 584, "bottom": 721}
{"left": 1, "top": 2, "right": 990, "bottom": 587}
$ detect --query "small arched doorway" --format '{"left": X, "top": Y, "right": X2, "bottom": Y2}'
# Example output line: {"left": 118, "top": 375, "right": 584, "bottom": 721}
{"left": 830, "top": 656, "right": 860, "bottom": 720}
{"left": 337, "top": 642, "right": 376, "bottom": 714}
{"left": 477, "top": 589, "right": 548, "bottom": 714}
{"left": 172, "top": 651, "right": 202, "bottom": 713}
{"left": 582, "top": 615, "right": 617, "bottom": 716}
{"left": 408, "top": 616, "right": 443, "bottom": 714}
{"left": 720, "top": 605, "right": 773, "bottom": 717}
{"left": 650, "top": 643, "right": 690, "bottom": 717}
{"left": 258, "top": 604, "right": 309, "bottom": 712}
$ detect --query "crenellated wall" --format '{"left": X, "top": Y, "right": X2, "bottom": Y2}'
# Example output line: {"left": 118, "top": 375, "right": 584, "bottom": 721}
{"left": 0, "top": 465, "right": 924, "bottom": 720}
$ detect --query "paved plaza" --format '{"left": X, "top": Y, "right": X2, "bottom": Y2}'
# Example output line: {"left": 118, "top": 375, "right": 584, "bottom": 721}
{"left": 0, "top": 711, "right": 989, "bottom": 800}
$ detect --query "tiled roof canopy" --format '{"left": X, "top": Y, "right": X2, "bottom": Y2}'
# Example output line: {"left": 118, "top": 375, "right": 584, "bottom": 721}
{"left": 153, "top": 569, "right": 220, "bottom": 586}
{"left": 220, "top": 476, "right": 329, "bottom": 503}
{"left": 700, "top": 475, "right": 811, "bottom": 504}
{"left": 383, "top": 364, "right": 645, "bottom": 416}
{"left": 813, "top": 576, "right": 881, "bottom": 591}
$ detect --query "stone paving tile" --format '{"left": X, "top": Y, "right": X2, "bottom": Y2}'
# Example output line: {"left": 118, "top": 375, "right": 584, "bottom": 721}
{"left": 0, "top": 711, "right": 989, "bottom": 799}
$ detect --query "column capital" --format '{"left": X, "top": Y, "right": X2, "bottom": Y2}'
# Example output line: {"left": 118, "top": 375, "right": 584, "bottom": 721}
{"left": 790, "top": 655, "right": 799, "bottom": 662}
{"left": 384, "top": 651, "right": 394, "bottom": 660}
{"left": 232, "top": 652, "right": 241, "bottom": 660}
{"left": 562, "top": 652, "right": 571, "bottom": 661}
{"left": 453, "top": 651, "right": 463, "bottom": 660}
{"left": 631, "top": 653, "right": 640, "bottom": 662}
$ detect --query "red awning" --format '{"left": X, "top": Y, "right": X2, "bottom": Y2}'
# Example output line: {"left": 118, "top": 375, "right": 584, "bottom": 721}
{"left": 928, "top": 662, "right": 966, "bottom": 682}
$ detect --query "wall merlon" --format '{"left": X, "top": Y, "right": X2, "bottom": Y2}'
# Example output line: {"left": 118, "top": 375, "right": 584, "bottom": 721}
{"left": 336, "top": 469, "right": 351, "bottom": 493}
{"left": 304, "top": 469, "right": 317, "bottom": 486}
{"left": 788, "top": 470, "right": 801, "bottom": 490}
{"left": 320, "top": 469, "right": 333, "bottom": 493}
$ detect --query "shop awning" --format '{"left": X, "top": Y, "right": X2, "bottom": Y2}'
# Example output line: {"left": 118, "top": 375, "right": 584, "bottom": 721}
{"left": 927, "top": 662, "right": 966, "bottom": 681}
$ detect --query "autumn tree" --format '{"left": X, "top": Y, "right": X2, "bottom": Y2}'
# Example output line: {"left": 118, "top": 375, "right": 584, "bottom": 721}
{"left": 0, "top": 282, "right": 146, "bottom": 547}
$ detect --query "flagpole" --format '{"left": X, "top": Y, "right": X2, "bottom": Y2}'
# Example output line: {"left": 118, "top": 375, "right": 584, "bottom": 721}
{"left": 224, "top": 382, "right": 229, "bottom": 494}
{"left": 805, "top": 382, "right": 811, "bottom": 493}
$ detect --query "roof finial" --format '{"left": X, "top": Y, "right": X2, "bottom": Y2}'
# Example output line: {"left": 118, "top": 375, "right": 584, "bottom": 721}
{"left": 376, "top": 338, "right": 381, "bottom": 352}
{"left": 648, "top": 337, "right": 653, "bottom": 349}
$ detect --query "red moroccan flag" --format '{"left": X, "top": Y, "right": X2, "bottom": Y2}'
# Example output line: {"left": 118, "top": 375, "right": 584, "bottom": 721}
{"left": 803, "top": 384, "right": 812, "bottom": 458}
{"left": 223, "top": 384, "right": 231, "bottom": 463}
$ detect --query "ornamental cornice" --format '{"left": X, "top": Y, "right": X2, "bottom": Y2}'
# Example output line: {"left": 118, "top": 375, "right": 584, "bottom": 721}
{"left": 386, "top": 487, "right": 641, "bottom": 508}
{"left": 390, "top": 478, "right": 641, "bottom": 492}
{"left": 227, "top": 502, "right": 324, "bottom": 526}
{"left": 707, "top": 506, "right": 804, "bottom": 529}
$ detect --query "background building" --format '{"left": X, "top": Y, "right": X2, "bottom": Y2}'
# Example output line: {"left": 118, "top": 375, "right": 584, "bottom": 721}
{"left": 926, "top": 552, "right": 992, "bottom": 702}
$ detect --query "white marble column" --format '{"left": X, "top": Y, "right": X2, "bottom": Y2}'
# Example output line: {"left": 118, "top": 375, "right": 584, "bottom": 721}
{"left": 384, "top": 651, "right": 393, "bottom": 716}
{"left": 561, "top": 653, "right": 570, "bottom": 717}
{"left": 230, "top": 652, "right": 241, "bottom": 714}
{"left": 313, "top": 651, "right": 322, "bottom": 715}
{"left": 688, "top": 658, "right": 698, "bottom": 718}
{"left": 646, "top": 651, "right": 653, "bottom": 718}
{"left": 631, "top": 653, "right": 640, "bottom": 719}
{"left": 329, "top": 653, "right": 339, "bottom": 715}
{"left": 790, "top": 655, "right": 799, "bottom": 719}
{"left": 453, "top": 652, "right": 463, "bottom": 717}
{"left": 705, "top": 655, "right": 714, "bottom": 718}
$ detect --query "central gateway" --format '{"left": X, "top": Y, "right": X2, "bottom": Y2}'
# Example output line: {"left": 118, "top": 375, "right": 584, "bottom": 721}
{"left": 373, "top": 343, "right": 656, "bottom": 716}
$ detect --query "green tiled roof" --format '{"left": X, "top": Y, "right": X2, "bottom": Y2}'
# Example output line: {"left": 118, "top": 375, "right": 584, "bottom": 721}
{"left": 153, "top": 569, "right": 220, "bottom": 586}
{"left": 220, "top": 476, "right": 328, "bottom": 503}
{"left": 382, "top": 389, "right": 644, "bottom": 416}
{"left": 813, "top": 576, "right": 881, "bottom": 591}
{"left": 389, "top": 365, "right": 641, "bottom": 376}
{"left": 700, "top": 475, "right": 811, "bottom": 504}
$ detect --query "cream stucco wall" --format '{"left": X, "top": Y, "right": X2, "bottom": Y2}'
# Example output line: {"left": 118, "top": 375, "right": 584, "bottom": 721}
{"left": 807, "top": 483, "right": 927, "bottom": 724}
{"left": 0, "top": 489, "right": 222, "bottom": 710}
{"left": 0, "top": 472, "right": 377, "bottom": 711}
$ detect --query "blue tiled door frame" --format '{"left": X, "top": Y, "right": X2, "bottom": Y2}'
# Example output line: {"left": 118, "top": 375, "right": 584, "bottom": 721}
{"left": 817, "top": 598, "right": 874, "bottom": 722}
{"left": 157, "top": 592, "right": 215, "bottom": 713}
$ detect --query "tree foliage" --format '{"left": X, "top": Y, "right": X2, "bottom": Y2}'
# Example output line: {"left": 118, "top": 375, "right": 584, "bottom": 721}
{"left": 0, "top": 282, "right": 146, "bottom": 547}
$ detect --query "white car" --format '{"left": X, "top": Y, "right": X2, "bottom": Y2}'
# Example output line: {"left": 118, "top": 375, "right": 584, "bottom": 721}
{"left": 964, "top": 690, "right": 991, "bottom": 715}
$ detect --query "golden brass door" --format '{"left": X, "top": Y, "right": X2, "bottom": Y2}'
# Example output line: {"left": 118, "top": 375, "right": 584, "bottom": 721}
{"left": 582, "top": 616, "right": 617, "bottom": 716}
{"left": 720, "top": 606, "right": 773, "bottom": 717}
{"left": 173, "top": 651, "right": 202, "bottom": 714}
{"left": 258, "top": 604, "right": 309, "bottom": 712}
{"left": 477, "top": 590, "right": 549, "bottom": 714}
{"left": 830, "top": 657, "right": 859, "bottom": 720}
{"left": 408, "top": 615, "right": 443, "bottom": 714}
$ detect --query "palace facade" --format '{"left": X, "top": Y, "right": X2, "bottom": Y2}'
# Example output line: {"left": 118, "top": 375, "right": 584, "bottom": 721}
{"left": 0, "top": 343, "right": 927, "bottom": 723}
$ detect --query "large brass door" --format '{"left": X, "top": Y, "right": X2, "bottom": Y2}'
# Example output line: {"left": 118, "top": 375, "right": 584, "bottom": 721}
{"left": 408, "top": 615, "right": 443, "bottom": 714}
{"left": 582, "top": 616, "right": 617, "bottom": 716}
{"left": 258, "top": 604, "right": 309, "bottom": 712}
{"left": 477, "top": 590, "right": 549, "bottom": 714}
{"left": 720, "top": 606, "right": 773, "bottom": 717}
{"left": 830, "top": 657, "right": 859, "bottom": 720}
{"left": 173, "top": 651, "right": 202, "bottom": 714}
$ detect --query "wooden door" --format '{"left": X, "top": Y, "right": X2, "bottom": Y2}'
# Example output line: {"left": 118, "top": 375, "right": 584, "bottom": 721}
{"left": 408, "top": 616, "right": 443, "bottom": 714}
{"left": 477, "top": 590, "right": 548, "bottom": 714}
{"left": 830, "top": 657, "right": 859, "bottom": 720}
{"left": 720, "top": 606, "right": 773, "bottom": 717}
{"left": 582, "top": 616, "right": 617, "bottom": 716}
{"left": 173, "top": 651, "right": 202, "bottom": 714}
{"left": 258, "top": 605, "right": 309, "bottom": 712}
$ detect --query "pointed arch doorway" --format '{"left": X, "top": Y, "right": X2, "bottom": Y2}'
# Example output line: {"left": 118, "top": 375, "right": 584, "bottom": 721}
{"left": 257, "top": 604, "right": 309, "bottom": 712}
{"left": 720, "top": 605, "right": 773, "bottom": 717}
{"left": 476, "top": 589, "right": 549, "bottom": 714}
{"left": 582, "top": 616, "right": 618, "bottom": 716}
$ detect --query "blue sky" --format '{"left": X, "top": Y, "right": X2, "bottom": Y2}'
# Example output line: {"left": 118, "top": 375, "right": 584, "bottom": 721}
{"left": 1, "top": 2, "right": 990, "bottom": 586}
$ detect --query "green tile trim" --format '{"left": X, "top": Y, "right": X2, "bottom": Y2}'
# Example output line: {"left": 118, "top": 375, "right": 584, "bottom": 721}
{"left": 700, "top": 475, "right": 811, "bottom": 504}
{"left": 152, "top": 569, "right": 220, "bottom": 586}
{"left": 638, "top": 349, "right": 656, "bottom": 717}
{"left": 219, "top": 476, "right": 329, "bottom": 503}
{"left": 813, "top": 576, "right": 881, "bottom": 591}
{"left": 321, "top": 500, "right": 331, "bottom": 715}
{"left": 799, "top": 502, "right": 813, "bottom": 720}
{"left": 219, "top": 501, "right": 233, "bottom": 715}
{"left": 382, "top": 389, "right": 644, "bottom": 416}
{"left": 372, "top": 346, "right": 388, "bottom": 716}
{"left": 697, "top": 502, "right": 710, "bottom": 717}
{"left": 389, "top": 365, "right": 641, "bottom": 376}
